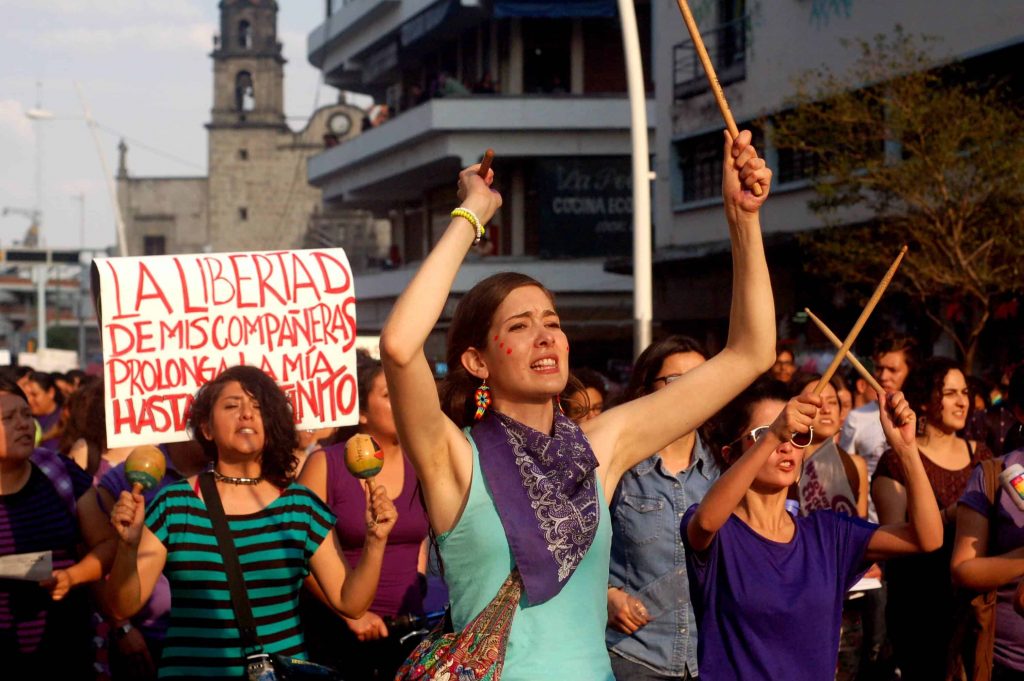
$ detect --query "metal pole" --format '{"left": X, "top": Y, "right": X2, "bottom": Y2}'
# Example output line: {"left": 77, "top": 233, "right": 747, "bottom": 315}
{"left": 616, "top": 0, "right": 653, "bottom": 358}
{"left": 75, "top": 82, "right": 129, "bottom": 257}
{"left": 78, "top": 258, "right": 88, "bottom": 368}
{"left": 36, "top": 266, "right": 47, "bottom": 351}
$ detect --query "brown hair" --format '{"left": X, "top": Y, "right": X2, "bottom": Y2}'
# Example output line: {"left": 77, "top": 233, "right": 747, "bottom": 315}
{"left": 187, "top": 365, "right": 298, "bottom": 488}
{"left": 439, "top": 272, "right": 556, "bottom": 428}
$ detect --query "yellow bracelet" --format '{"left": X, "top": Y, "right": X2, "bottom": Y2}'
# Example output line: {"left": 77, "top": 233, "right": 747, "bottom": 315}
{"left": 451, "top": 207, "right": 485, "bottom": 245}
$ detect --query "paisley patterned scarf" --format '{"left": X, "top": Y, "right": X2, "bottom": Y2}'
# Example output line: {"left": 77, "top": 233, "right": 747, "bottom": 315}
{"left": 471, "top": 409, "right": 601, "bottom": 605}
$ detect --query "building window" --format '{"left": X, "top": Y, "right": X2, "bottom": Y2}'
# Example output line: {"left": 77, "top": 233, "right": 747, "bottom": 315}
{"left": 675, "top": 126, "right": 762, "bottom": 205}
{"left": 239, "top": 207, "right": 248, "bottom": 221}
{"left": 235, "top": 71, "right": 255, "bottom": 112}
{"left": 776, "top": 145, "right": 818, "bottom": 185}
{"left": 238, "top": 149, "right": 249, "bottom": 161}
{"left": 673, "top": 6, "right": 747, "bottom": 100}
{"left": 239, "top": 20, "right": 252, "bottom": 49}
{"left": 675, "top": 132, "right": 722, "bottom": 204}
{"left": 143, "top": 236, "right": 166, "bottom": 256}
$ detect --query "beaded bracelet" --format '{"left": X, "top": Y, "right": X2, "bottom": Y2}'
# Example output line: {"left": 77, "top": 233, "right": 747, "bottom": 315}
{"left": 450, "top": 207, "right": 485, "bottom": 245}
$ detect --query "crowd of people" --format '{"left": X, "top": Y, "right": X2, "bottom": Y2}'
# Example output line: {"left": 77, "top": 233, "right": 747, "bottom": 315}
{"left": 1, "top": 130, "right": 1023, "bottom": 681}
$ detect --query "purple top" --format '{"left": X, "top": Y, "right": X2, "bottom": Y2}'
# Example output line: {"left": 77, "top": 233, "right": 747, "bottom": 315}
{"left": 98, "top": 460, "right": 181, "bottom": 641}
{"left": 0, "top": 458, "right": 92, "bottom": 665}
{"left": 323, "top": 444, "right": 429, "bottom": 617}
{"left": 959, "top": 449, "right": 1024, "bottom": 672}
{"left": 682, "top": 505, "right": 876, "bottom": 681}
{"left": 36, "top": 408, "right": 61, "bottom": 451}
{"left": 471, "top": 410, "right": 600, "bottom": 605}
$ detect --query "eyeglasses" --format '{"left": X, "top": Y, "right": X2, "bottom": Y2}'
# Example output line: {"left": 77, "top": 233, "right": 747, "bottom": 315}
{"left": 727, "top": 425, "right": 771, "bottom": 451}
{"left": 651, "top": 374, "right": 683, "bottom": 387}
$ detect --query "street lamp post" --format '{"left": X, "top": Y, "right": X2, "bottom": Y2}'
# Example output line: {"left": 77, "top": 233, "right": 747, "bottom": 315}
{"left": 26, "top": 92, "right": 54, "bottom": 350}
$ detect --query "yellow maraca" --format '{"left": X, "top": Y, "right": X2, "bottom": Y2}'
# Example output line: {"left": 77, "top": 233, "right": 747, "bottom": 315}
{"left": 344, "top": 434, "right": 384, "bottom": 491}
{"left": 125, "top": 445, "right": 167, "bottom": 494}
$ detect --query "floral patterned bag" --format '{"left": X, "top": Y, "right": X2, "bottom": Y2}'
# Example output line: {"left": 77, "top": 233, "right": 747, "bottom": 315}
{"left": 396, "top": 569, "right": 522, "bottom": 681}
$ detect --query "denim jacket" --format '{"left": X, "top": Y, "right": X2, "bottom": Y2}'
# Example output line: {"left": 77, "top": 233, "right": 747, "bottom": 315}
{"left": 607, "top": 434, "right": 721, "bottom": 677}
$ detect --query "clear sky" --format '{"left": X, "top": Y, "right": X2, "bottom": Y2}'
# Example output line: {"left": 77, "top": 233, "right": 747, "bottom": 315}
{"left": 0, "top": 1, "right": 341, "bottom": 252}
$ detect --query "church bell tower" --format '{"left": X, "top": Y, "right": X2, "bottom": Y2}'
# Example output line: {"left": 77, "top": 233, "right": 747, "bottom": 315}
{"left": 209, "top": 0, "right": 286, "bottom": 129}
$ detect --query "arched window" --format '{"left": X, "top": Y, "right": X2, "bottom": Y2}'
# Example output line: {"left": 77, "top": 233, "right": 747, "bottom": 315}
{"left": 235, "top": 71, "right": 255, "bottom": 112}
{"left": 239, "top": 20, "right": 252, "bottom": 49}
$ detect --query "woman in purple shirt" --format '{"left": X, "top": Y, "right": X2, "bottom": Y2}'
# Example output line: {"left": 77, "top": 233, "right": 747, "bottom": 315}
{"left": 299, "top": 351, "right": 429, "bottom": 679}
{"left": 682, "top": 378, "right": 943, "bottom": 680}
{"left": 952, "top": 446, "right": 1024, "bottom": 679}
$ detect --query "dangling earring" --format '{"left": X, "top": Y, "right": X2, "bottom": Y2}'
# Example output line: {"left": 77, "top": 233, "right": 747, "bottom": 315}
{"left": 474, "top": 380, "right": 492, "bottom": 420}
{"left": 555, "top": 396, "right": 565, "bottom": 415}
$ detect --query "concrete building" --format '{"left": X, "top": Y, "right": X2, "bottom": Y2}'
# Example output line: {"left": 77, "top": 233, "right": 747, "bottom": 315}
{"left": 305, "top": 0, "right": 649, "bottom": 371}
{"left": 650, "top": 0, "right": 1024, "bottom": 337}
{"left": 118, "top": 0, "right": 374, "bottom": 261}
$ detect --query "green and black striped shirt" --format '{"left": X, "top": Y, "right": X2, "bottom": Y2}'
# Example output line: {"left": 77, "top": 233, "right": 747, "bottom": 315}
{"left": 145, "top": 479, "right": 336, "bottom": 679}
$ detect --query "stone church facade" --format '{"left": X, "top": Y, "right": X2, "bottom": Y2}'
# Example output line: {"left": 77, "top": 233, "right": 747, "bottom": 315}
{"left": 117, "top": 0, "right": 369, "bottom": 259}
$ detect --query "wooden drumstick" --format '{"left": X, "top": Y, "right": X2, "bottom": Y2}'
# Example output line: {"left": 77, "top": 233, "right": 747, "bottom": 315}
{"left": 813, "top": 245, "right": 909, "bottom": 396}
{"left": 477, "top": 149, "right": 495, "bottom": 178}
{"left": 804, "top": 308, "right": 885, "bottom": 397}
{"left": 674, "top": 0, "right": 763, "bottom": 197}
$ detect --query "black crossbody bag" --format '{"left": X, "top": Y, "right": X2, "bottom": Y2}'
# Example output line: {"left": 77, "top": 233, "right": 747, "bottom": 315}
{"left": 198, "top": 472, "right": 344, "bottom": 681}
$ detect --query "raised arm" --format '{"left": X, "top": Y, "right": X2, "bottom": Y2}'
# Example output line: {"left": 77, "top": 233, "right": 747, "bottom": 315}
{"left": 687, "top": 394, "right": 817, "bottom": 552}
{"left": 379, "top": 163, "right": 501, "bottom": 531}
{"left": 106, "top": 491, "right": 167, "bottom": 619}
{"left": 308, "top": 484, "right": 397, "bottom": 618}
{"left": 865, "top": 393, "right": 943, "bottom": 560}
{"left": 587, "top": 130, "right": 776, "bottom": 492}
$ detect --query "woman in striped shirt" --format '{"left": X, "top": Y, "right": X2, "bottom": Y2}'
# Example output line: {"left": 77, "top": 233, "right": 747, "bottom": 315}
{"left": 107, "top": 366, "right": 397, "bottom": 679}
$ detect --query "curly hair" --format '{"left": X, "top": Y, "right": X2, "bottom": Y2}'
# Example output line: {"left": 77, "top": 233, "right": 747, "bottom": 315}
{"left": 187, "top": 365, "right": 298, "bottom": 488}
{"left": 903, "top": 357, "right": 971, "bottom": 427}
{"left": 439, "top": 272, "right": 558, "bottom": 428}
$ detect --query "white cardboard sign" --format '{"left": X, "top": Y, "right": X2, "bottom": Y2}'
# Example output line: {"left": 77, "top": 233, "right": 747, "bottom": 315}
{"left": 94, "top": 249, "right": 359, "bottom": 448}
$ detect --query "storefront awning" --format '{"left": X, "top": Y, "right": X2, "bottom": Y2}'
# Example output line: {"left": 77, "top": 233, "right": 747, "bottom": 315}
{"left": 493, "top": 0, "right": 616, "bottom": 19}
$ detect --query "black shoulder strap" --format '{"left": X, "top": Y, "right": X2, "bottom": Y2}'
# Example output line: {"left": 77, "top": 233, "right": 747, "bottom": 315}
{"left": 197, "top": 472, "right": 263, "bottom": 655}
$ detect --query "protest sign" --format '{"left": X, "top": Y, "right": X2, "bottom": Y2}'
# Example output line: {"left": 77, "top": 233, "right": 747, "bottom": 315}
{"left": 17, "top": 348, "right": 79, "bottom": 373}
{"left": 93, "top": 249, "right": 359, "bottom": 448}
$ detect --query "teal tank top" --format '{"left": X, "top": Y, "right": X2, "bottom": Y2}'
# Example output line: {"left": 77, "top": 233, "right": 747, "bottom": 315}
{"left": 437, "top": 430, "right": 614, "bottom": 680}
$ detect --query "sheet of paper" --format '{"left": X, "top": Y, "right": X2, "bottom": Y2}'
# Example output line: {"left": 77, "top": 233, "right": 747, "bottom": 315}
{"left": 848, "top": 576, "right": 882, "bottom": 593}
{"left": 0, "top": 551, "right": 53, "bottom": 581}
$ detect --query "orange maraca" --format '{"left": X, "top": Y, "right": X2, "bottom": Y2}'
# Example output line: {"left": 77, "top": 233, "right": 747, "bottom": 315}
{"left": 345, "top": 434, "right": 384, "bottom": 491}
{"left": 125, "top": 445, "right": 166, "bottom": 494}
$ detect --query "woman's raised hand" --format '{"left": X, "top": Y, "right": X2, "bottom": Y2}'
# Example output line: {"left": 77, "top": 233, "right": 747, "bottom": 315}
{"left": 364, "top": 484, "right": 398, "bottom": 542}
{"left": 770, "top": 393, "right": 820, "bottom": 444}
{"left": 110, "top": 490, "right": 146, "bottom": 548}
{"left": 879, "top": 391, "right": 918, "bottom": 458}
{"left": 722, "top": 129, "right": 771, "bottom": 225}
{"left": 457, "top": 163, "right": 503, "bottom": 226}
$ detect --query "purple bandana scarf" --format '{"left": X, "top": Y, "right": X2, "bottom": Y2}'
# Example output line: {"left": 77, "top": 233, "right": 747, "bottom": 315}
{"left": 471, "top": 409, "right": 601, "bottom": 605}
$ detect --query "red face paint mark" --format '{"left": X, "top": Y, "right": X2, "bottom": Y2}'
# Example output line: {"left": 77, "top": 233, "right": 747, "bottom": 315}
{"left": 493, "top": 335, "right": 499, "bottom": 342}
{"left": 506, "top": 348, "right": 512, "bottom": 355}
{"left": 499, "top": 342, "right": 504, "bottom": 348}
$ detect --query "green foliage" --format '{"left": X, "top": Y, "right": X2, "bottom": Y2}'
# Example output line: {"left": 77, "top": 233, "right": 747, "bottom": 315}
{"left": 771, "top": 28, "right": 1024, "bottom": 369}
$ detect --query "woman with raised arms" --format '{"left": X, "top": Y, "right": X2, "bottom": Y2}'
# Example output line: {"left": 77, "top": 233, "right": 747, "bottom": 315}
{"left": 682, "top": 379, "right": 943, "bottom": 680}
{"left": 379, "top": 130, "right": 775, "bottom": 680}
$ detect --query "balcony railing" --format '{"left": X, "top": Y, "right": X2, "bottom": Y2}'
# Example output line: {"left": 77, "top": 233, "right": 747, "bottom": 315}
{"left": 673, "top": 16, "right": 748, "bottom": 101}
